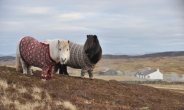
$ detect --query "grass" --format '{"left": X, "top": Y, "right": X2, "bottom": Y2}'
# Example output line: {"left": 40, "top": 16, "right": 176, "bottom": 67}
{"left": 0, "top": 66, "right": 184, "bottom": 109}
{"left": 0, "top": 78, "right": 77, "bottom": 110}
{"left": 0, "top": 79, "right": 8, "bottom": 90}
{"left": 17, "top": 87, "right": 27, "bottom": 93}
{"left": 62, "top": 101, "right": 78, "bottom": 110}
{"left": 143, "top": 84, "right": 184, "bottom": 94}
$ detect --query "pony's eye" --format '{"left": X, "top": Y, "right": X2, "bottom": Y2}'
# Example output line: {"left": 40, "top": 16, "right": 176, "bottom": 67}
{"left": 59, "top": 49, "right": 61, "bottom": 51}
{"left": 67, "top": 49, "right": 68, "bottom": 51}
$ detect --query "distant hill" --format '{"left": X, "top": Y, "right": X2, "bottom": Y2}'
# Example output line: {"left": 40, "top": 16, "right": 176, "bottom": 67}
{"left": 0, "top": 53, "right": 16, "bottom": 57}
{"left": 103, "top": 51, "right": 184, "bottom": 59}
{"left": 0, "top": 51, "right": 184, "bottom": 61}
{"left": 0, "top": 56, "right": 15, "bottom": 61}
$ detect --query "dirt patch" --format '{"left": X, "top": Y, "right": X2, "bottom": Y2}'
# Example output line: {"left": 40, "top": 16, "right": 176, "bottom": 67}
{"left": 0, "top": 66, "right": 184, "bottom": 110}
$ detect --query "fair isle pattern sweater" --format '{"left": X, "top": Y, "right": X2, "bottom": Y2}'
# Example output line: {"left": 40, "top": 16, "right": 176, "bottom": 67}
{"left": 66, "top": 42, "right": 95, "bottom": 77}
{"left": 19, "top": 36, "right": 57, "bottom": 79}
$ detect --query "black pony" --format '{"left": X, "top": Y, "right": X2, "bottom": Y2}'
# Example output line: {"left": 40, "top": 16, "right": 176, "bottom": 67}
{"left": 54, "top": 35, "right": 102, "bottom": 79}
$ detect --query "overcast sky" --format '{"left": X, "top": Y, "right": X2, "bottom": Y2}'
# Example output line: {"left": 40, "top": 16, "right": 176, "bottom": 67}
{"left": 0, "top": 0, "right": 184, "bottom": 55}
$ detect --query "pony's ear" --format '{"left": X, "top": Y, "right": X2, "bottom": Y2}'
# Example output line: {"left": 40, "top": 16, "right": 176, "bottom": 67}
{"left": 58, "top": 40, "right": 61, "bottom": 46}
{"left": 94, "top": 35, "right": 97, "bottom": 39}
{"left": 87, "top": 35, "right": 89, "bottom": 38}
{"left": 56, "top": 40, "right": 60, "bottom": 48}
{"left": 68, "top": 40, "right": 70, "bottom": 44}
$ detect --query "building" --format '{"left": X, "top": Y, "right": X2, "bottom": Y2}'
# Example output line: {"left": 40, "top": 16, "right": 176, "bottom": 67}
{"left": 182, "top": 74, "right": 184, "bottom": 80}
{"left": 135, "top": 68, "right": 163, "bottom": 80}
{"left": 99, "top": 68, "right": 117, "bottom": 76}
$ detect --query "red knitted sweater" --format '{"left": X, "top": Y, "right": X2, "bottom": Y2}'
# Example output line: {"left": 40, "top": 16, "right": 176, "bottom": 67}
{"left": 19, "top": 36, "right": 57, "bottom": 79}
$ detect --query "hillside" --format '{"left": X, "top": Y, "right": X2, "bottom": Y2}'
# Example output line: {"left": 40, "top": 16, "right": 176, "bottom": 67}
{"left": 1, "top": 51, "right": 184, "bottom": 61}
{"left": 0, "top": 56, "right": 15, "bottom": 61}
{"left": 0, "top": 66, "right": 184, "bottom": 110}
{"left": 103, "top": 51, "right": 184, "bottom": 59}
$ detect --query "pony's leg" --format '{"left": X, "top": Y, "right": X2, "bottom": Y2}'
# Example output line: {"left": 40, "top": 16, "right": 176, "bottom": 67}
{"left": 47, "top": 67, "right": 54, "bottom": 79}
{"left": 81, "top": 69, "right": 87, "bottom": 78}
{"left": 27, "top": 65, "right": 33, "bottom": 75}
{"left": 88, "top": 70, "right": 93, "bottom": 80}
{"left": 20, "top": 58, "right": 28, "bottom": 74}
{"left": 59, "top": 63, "right": 64, "bottom": 74}
{"left": 54, "top": 63, "right": 59, "bottom": 74}
{"left": 63, "top": 64, "right": 69, "bottom": 75}
{"left": 41, "top": 69, "right": 48, "bottom": 81}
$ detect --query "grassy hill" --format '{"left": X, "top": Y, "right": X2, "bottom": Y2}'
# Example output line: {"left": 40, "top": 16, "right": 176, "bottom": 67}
{"left": 2, "top": 56, "right": 184, "bottom": 76}
{"left": 103, "top": 51, "right": 184, "bottom": 59}
{"left": 0, "top": 66, "right": 184, "bottom": 110}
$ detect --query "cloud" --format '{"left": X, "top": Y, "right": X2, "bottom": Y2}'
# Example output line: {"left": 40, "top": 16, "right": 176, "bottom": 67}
{"left": 0, "top": 43, "right": 16, "bottom": 46}
{"left": 54, "top": 13, "right": 84, "bottom": 21}
{"left": 0, "top": 0, "right": 184, "bottom": 54}
{"left": 17, "top": 7, "right": 50, "bottom": 14}
{"left": 157, "top": 42, "right": 184, "bottom": 46}
{"left": 173, "top": 34, "right": 184, "bottom": 36}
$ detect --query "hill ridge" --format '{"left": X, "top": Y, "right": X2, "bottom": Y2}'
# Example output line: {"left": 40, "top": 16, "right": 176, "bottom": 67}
{"left": 103, "top": 51, "right": 184, "bottom": 59}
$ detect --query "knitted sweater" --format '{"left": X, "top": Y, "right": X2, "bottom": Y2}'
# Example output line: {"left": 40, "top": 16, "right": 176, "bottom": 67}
{"left": 19, "top": 36, "right": 57, "bottom": 79}
{"left": 66, "top": 42, "right": 95, "bottom": 78}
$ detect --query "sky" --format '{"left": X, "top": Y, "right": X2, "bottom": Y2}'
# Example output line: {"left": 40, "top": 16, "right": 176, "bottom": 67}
{"left": 0, "top": 0, "right": 184, "bottom": 55}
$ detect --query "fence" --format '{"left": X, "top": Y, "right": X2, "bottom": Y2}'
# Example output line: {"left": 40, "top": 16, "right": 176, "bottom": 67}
{"left": 121, "top": 80, "right": 184, "bottom": 85}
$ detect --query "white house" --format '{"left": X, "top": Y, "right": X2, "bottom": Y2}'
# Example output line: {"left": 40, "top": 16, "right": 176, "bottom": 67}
{"left": 135, "top": 68, "right": 163, "bottom": 80}
{"left": 182, "top": 74, "right": 184, "bottom": 80}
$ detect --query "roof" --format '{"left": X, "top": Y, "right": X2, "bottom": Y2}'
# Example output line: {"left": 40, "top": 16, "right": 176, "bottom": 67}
{"left": 101, "top": 68, "right": 110, "bottom": 72}
{"left": 136, "top": 70, "right": 157, "bottom": 76}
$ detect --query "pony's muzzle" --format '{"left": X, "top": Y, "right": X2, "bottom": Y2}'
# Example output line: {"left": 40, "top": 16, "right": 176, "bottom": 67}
{"left": 60, "top": 58, "right": 66, "bottom": 63}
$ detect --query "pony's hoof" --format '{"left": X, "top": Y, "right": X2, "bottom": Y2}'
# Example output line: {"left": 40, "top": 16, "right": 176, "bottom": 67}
{"left": 81, "top": 76, "right": 85, "bottom": 78}
{"left": 90, "top": 77, "right": 93, "bottom": 80}
{"left": 28, "top": 72, "right": 33, "bottom": 75}
{"left": 23, "top": 72, "right": 27, "bottom": 74}
{"left": 29, "top": 73, "right": 33, "bottom": 75}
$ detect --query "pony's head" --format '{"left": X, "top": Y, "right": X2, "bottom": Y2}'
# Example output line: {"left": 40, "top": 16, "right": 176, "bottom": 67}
{"left": 84, "top": 35, "right": 102, "bottom": 64}
{"left": 57, "top": 40, "right": 70, "bottom": 65}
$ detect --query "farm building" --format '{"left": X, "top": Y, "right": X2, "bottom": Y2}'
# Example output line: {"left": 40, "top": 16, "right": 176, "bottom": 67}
{"left": 182, "top": 75, "right": 184, "bottom": 80}
{"left": 99, "top": 68, "right": 117, "bottom": 76}
{"left": 135, "top": 68, "right": 163, "bottom": 80}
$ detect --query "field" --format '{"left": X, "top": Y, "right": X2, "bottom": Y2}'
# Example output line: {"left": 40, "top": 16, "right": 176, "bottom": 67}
{"left": 95, "top": 56, "right": 184, "bottom": 76}
{"left": 1, "top": 56, "right": 184, "bottom": 75}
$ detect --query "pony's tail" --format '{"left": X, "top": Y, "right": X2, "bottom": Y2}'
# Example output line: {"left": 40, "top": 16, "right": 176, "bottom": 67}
{"left": 16, "top": 53, "right": 22, "bottom": 72}
{"left": 16, "top": 42, "right": 23, "bottom": 72}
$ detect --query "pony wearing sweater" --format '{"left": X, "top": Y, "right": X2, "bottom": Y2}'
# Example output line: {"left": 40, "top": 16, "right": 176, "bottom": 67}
{"left": 54, "top": 35, "right": 102, "bottom": 79}
{"left": 16, "top": 36, "right": 70, "bottom": 80}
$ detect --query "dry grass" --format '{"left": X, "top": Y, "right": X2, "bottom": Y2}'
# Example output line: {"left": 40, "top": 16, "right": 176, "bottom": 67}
{"left": 0, "top": 66, "right": 184, "bottom": 109}
{"left": 0, "top": 82, "right": 47, "bottom": 110}
{"left": 0, "top": 79, "right": 8, "bottom": 90}
{"left": 62, "top": 101, "right": 78, "bottom": 110}
{"left": 143, "top": 84, "right": 184, "bottom": 94}
{"left": 17, "top": 87, "right": 27, "bottom": 93}
{"left": 32, "top": 86, "right": 42, "bottom": 100}
{"left": 0, "top": 78, "right": 77, "bottom": 110}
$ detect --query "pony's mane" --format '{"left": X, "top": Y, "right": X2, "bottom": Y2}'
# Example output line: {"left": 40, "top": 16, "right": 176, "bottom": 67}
{"left": 84, "top": 35, "right": 102, "bottom": 64}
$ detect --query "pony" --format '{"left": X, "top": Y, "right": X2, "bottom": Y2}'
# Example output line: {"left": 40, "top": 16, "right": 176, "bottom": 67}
{"left": 54, "top": 35, "right": 102, "bottom": 79}
{"left": 16, "top": 36, "right": 70, "bottom": 81}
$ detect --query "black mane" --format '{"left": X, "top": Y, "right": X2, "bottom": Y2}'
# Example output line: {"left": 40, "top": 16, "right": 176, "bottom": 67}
{"left": 84, "top": 35, "right": 102, "bottom": 64}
